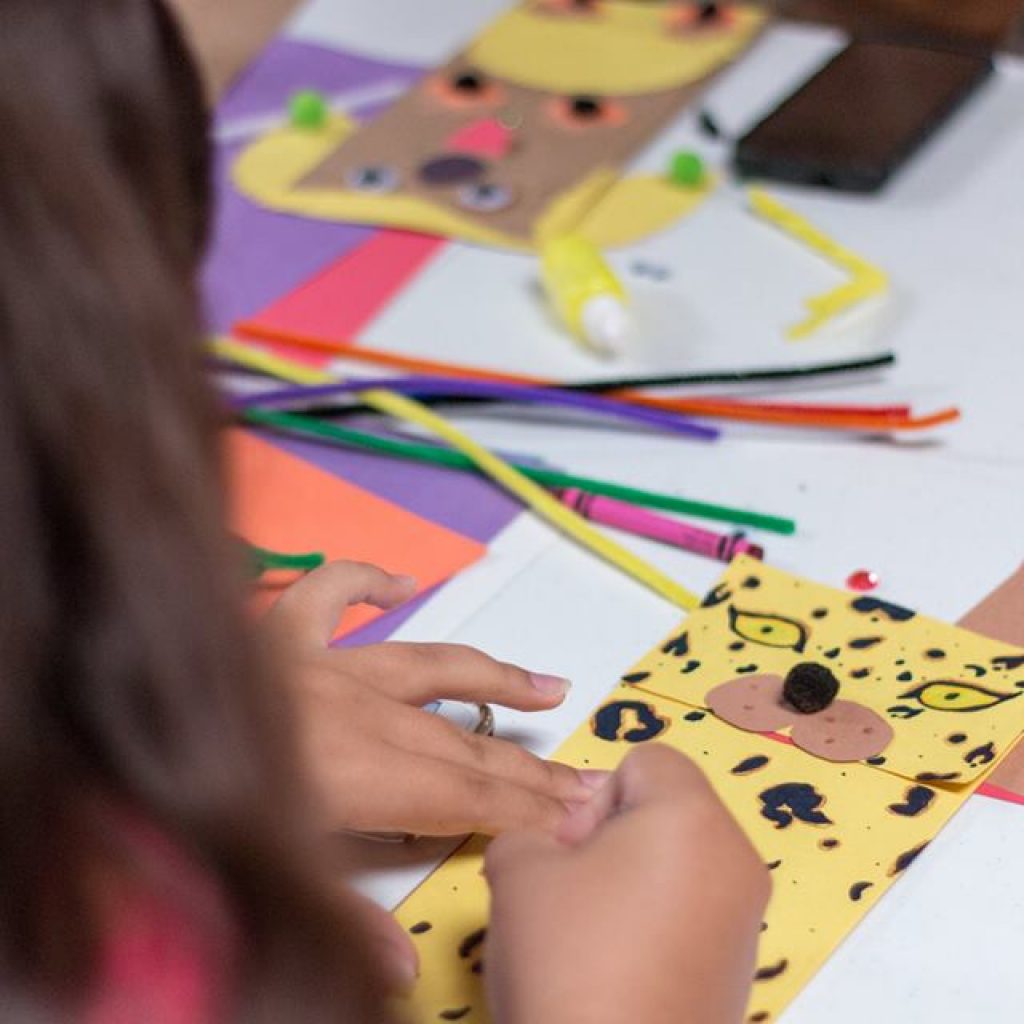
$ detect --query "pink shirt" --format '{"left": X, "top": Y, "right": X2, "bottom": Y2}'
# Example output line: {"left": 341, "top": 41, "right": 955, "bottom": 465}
{"left": 84, "top": 816, "right": 234, "bottom": 1024}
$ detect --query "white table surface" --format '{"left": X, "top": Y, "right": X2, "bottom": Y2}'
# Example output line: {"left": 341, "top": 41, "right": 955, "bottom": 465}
{"left": 281, "top": 4, "right": 1024, "bottom": 1019}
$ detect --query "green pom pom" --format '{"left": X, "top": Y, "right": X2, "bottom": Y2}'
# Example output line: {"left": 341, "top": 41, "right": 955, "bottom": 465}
{"left": 289, "top": 89, "right": 329, "bottom": 130}
{"left": 668, "top": 150, "right": 705, "bottom": 188}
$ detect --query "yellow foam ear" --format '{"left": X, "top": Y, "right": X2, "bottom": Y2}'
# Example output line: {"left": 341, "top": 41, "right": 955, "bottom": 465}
{"left": 233, "top": 115, "right": 533, "bottom": 250}
{"left": 233, "top": 113, "right": 357, "bottom": 204}
{"left": 469, "top": 3, "right": 767, "bottom": 95}
{"left": 567, "top": 172, "right": 716, "bottom": 249}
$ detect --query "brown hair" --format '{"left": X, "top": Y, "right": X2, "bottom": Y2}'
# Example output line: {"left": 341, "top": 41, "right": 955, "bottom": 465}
{"left": 0, "top": 1, "right": 389, "bottom": 1019}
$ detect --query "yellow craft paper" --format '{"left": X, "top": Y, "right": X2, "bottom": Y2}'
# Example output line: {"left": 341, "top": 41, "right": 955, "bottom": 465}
{"left": 392, "top": 561, "right": 1024, "bottom": 1023}
{"left": 571, "top": 173, "right": 717, "bottom": 249}
{"left": 394, "top": 696, "right": 963, "bottom": 1024}
{"left": 632, "top": 557, "right": 1024, "bottom": 785}
{"left": 748, "top": 189, "right": 889, "bottom": 340}
{"left": 468, "top": 2, "right": 766, "bottom": 96}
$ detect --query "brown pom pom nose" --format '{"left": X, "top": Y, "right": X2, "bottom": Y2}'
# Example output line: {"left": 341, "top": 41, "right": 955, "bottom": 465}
{"left": 783, "top": 663, "right": 840, "bottom": 714}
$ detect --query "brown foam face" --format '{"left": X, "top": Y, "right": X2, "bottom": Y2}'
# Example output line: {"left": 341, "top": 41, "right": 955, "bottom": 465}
{"left": 790, "top": 700, "right": 894, "bottom": 763}
{"left": 705, "top": 675, "right": 894, "bottom": 763}
{"left": 296, "top": 59, "right": 702, "bottom": 242}
{"left": 706, "top": 674, "right": 793, "bottom": 733}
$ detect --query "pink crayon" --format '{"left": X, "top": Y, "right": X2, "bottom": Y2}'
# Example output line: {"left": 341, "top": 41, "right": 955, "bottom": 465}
{"left": 557, "top": 489, "right": 764, "bottom": 563}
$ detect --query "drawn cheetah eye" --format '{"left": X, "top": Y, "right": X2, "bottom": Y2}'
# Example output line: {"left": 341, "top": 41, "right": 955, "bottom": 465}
{"left": 728, "top": 606, "right": 808, "bottom": 652}
{"left": 899, "top": 680, "right": 1020, "bottom": 712}
{"left": 345, "top": 165, "right": 401, "bottom": 193}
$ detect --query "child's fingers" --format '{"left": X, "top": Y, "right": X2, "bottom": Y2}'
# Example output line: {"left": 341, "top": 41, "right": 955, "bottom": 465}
{"left": 329, "top": 746, "right": 572, "bottom": 837}
{"left": 331, "top": 641, "right": 571, "bottom": 709}
{"left": 340, "top": 888, "right": 419, "bottom": 994}
{"left": 556, "top": 745, "right": 706, "bottom": 848}
{"left": 614, "top": 744, "right": 711, "bottom": 813}
{"left": 484, "top": 827, "right": 562, "bottom": 881}
{"left": 379, "top": 702, "right": 592, "bottom": 805}
{"left": 269, "top": 561, "right": 417, "bottom": 648}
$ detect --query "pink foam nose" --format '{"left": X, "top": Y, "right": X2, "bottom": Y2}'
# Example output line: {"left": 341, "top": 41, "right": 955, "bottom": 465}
{"left": 445, "top": 118, "right": 512, "bottom": 159}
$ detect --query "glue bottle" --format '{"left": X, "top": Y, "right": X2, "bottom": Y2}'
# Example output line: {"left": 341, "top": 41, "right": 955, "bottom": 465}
{"left": 540, "top": 235, "right": 632, "bottom": 357}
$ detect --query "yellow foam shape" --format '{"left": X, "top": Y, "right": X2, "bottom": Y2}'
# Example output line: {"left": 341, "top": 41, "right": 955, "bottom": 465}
{"left": 393, "top": 557, "right": 1024, "bottom": 1023}
{"left": 394, "top": 699, "right": 962, "bottom": 1023}
{"left": 469, "top": 2, "right": 767, "bottom": 95}
{"left": 574, "top": 173, "right": 717, "bottom": 248}
{"left": 213, "top": 338, "right": 699, "bottom": 610}
{"left": 748, "top": 188, "right": 889, "bottom": 340}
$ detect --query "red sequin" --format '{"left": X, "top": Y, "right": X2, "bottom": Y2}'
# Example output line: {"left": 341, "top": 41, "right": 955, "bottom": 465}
{"left": 846, "top": 569, "right": 880, "bottom": 592}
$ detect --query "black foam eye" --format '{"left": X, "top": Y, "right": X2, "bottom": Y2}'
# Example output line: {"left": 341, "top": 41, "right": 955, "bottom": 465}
{"left": 456, "top": 182, "right": 515, "bottom": 212}
{"left": 452, "top": 70, "right": 486, "bottom": 94}
{"left": 345, "top": 165, "right": 401, "bottom": 193}
{"left": 569, "top": 95, "right": 604, "bottom": 119}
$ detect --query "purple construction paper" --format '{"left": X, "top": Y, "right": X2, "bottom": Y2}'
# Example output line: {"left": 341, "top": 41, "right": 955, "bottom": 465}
{"left": 257, "top": 428, "right": 519, "bottom": 544}
{"left": 202, "top": 40, "right": 423, "bottom": 332}
{"left": 217, "top": 39, "right": 419, "bottom": 123}
{"left": 207, "top": 38, "right": 524, "bottom": 645}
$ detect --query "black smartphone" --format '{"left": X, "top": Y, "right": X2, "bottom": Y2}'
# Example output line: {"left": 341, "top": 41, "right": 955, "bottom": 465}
{"left": 733, "top": 40, "right": 993, "bottom": 192}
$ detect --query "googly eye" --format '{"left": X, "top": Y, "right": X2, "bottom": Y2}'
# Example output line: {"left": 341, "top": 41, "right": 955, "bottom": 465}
{"left": 451, "top": 69, "right": 486, "bottom": 94}
{"left": 345, "top": 165, "right": 401, "bottom": 193}
{"left": 569, "top": 95, "right": 604, "bottom": 120}
{"left": 427, "top": 69, "right": 505, "bottom": 109}
{"left": 456, "top": 182, "right": 515, "bottom": 213}
{"left": 546, "top": 95, "right": 628, "bottom": 129}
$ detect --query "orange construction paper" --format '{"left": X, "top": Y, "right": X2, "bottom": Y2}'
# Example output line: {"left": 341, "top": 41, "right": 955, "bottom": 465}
{"left": 226, "top": 429, "right": 486, "bottom": 637}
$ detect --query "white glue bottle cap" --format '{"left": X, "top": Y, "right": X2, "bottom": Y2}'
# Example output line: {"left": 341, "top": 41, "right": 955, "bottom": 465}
{"left": 580, "top": 294, "right": 631, "bottom": 357}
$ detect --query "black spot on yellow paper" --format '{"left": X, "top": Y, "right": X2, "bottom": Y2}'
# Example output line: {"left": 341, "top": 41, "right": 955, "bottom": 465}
{"left": 889, "top": 842, "right": 929, "bottom": 876}
{"left": 661, "top": 630, "right": 689, "bottom": 657}
{"left": 731, "top": 755, "right": 771, "bottom": 776}
{"left": 458, "top": 928, "right": 487, "bottom": 959}
{"left": 592, "top": 700, "right": 668, "bottom": 743}
{"left": 701, "top": 583, "right": 731, "bottom": 608}
{"left": 754, "top": 959, "right": 788, "bottom": 982}
{"left": 887, "top": 786, "right": 935, "bottom": 817}
{"left": 849, "top": 881, "right": 873, "bottom": 901}
{"left": 965, "top": 741, "right": 995, "bottom": 767}
{"left": 758, "top": 783, "right": 832, "bottom": 830}
{"left": 849, "top": 637, "right": 884, "bottom": 650}
{"left": 621, "top": 671, "right": 650, "bottom": 684}
{"left": 851, "top": 596, "right": 916, "bottom": 621}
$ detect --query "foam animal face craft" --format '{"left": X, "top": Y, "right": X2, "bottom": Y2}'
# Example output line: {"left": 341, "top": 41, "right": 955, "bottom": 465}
{"left": 234, "top": 1, "right": 766, "bottom": 249}
{"left": 387, "top": 560, "right": 1024, "bottom": 1024}
{"left": 629, "top": 558, "right": 1024, "bottom": 783}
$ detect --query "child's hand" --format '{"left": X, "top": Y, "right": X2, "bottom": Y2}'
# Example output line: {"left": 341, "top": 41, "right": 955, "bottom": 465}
{"left": 267, "top": 561, "right": 597, "bottom": 837}
{"left": 484, "top": 745, "right": 770, "bottom": 1024}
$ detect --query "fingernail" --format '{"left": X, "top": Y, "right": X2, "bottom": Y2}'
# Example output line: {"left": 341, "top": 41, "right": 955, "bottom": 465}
{"left": 578, "top": 769, "right": 611, "bottom": 793}
{"left": 529, "top": 673, "right": 571, "bottom": 697}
